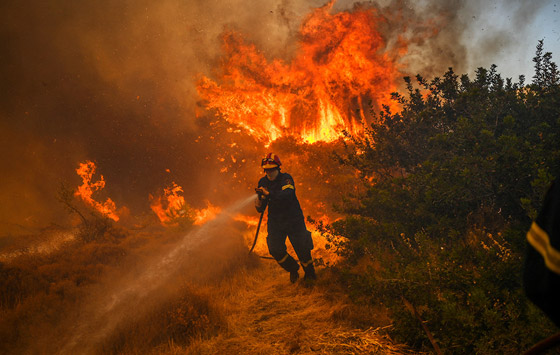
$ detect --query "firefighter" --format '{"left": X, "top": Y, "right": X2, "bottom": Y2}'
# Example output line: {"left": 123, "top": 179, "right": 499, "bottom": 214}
{"left": 255, "top": 153, "right": 316, "bottom": 283}
{"left": 524, "top": 177, "right": 560, "bottom": 327}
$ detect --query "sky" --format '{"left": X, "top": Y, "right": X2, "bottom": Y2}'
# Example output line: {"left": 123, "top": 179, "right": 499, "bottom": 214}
{"left": 460, "top": 0, "right": 560, "bottom": 80}
{"left": 0, "top": 0, "right": 559, "bottom": 234}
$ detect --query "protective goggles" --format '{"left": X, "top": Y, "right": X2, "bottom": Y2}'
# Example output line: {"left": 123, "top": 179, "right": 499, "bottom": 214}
{"left": 261, "top": 158, "right": 279, "bottom": 168}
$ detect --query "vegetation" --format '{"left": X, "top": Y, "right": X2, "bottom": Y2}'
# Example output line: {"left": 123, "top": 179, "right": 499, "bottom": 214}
{"left": 0, "top": 197, "right": 250, "bottom": 354}
{"left": 324, "top": 40, "right": 560, "bottom": 353}
{"left": 2, "top": 40, "right": 559, "bottom": 354}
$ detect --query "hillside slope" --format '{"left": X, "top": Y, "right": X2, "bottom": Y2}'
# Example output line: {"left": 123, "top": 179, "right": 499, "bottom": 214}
{"left": 1, "top": 219, "right": 414, "bottom": 354}
{"left": 179, "top": 260, "right": 412, "bottom": 355}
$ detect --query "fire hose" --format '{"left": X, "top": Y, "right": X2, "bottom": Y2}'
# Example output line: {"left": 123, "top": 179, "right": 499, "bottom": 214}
{"left": 248, "top": 209, "right": 274, "bottom": 259}
{"left": 250, "top": 191, "right": 308, "bottom": 262}
{"left": 248, "top": 208, "right": 265, "bottom": 254}
{"left": 249, "top": 193, "right": 275, "bottom": 259}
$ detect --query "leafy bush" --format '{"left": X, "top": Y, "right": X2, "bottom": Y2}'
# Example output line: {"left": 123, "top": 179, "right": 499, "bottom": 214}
{"left": 326, "top": 41, "right": 560, "bottom": 353}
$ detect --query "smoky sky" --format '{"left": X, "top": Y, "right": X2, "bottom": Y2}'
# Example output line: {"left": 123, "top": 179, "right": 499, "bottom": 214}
{"left": 0, "top": 0, "right": 548, "bottom": 234}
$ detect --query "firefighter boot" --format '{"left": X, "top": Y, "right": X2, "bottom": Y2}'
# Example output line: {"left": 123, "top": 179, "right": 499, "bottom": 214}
{"left": 290, "top": 270, "right": 299, "bottom": 283}
{"left": 302, "top": 261, "right": 316, "bottom": 281}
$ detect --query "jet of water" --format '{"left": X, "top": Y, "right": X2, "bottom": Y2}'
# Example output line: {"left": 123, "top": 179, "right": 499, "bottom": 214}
{"left": 59, "top": 194, "right": 257, "bottom": 354}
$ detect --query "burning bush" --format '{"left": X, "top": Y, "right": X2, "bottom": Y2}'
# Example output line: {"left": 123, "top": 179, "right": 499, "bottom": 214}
{"left": 57, "top": 179, "right": 122, "bottom": 243}
{"left": 75, "top": 161, "right": 121, "bottom": 222}
{"left": 150, "top": 182, "right": 196, "bottom": 229}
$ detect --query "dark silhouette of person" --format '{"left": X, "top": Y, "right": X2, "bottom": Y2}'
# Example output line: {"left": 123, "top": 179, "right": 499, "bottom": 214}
{"left": 255, "top": 153, "right": 316, "bottom": 283}
{"left": 525, "top": 177, "right": 560, "bottom": 327}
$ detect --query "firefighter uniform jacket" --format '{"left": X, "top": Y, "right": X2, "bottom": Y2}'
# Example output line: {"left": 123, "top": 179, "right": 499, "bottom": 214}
{"left": 524, "top": 178, "right": 560, "bottom": 327}
{"left": 256, "top": 172, "right": 305, "bottom": 231}
{"left": 256, "top": 171, "right": 315, "bottom": 276}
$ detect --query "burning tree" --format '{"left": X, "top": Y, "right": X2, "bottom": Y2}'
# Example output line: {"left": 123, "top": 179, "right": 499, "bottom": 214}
{"left": 197, "top": 1, "right": 404, "bottom": 145}
{"left": 193, "top": 1, "right": 427, "bottom": 238}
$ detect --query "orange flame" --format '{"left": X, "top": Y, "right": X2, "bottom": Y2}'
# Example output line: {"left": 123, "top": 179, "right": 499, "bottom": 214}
{"left": 150, "top": 182, "right": 189, "bottom": 226}
{"left": 197, "top": 3, "right": 403, "bottom": 144}
{"left": 234, "top": 214, "right": 259, "bottom": 227}
{"left": 193, "top": 201, "right": 221, "bottom": 226}
{"left": 75, "top": 161, "right": 119, "bottom": 221}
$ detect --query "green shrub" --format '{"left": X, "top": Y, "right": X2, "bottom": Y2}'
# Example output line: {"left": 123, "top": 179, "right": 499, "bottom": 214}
{"left": 325, "top": 42, "right": 560, "bottom": 353}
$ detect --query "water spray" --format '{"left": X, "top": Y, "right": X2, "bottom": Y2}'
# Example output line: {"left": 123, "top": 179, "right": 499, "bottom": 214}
{"left": 59, "top": 194, "right": 257, "bottom": 354}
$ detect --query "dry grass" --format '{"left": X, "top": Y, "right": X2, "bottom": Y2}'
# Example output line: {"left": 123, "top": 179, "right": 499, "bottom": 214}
{"left": 0, "top": 225, "right": 77, "bottom": 262}
{"left": 1, "top": 219, "right": 412, "bottom": 355}
{"left": 161, "top": 261, "right": 413, "bottom": 355}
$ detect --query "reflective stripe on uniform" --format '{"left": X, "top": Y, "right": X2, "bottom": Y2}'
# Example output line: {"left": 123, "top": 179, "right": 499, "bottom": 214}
{"left": 527, "top": 221, "right": 560, "bottom": 275}
{"left": 282, "top": 184, "right": 294, "bottom": 190}
{"left": 278, "top": 253, "right": 290, "bottom": 264}
{"left": 301, "top": 259, "right": 313, "bottom": 267}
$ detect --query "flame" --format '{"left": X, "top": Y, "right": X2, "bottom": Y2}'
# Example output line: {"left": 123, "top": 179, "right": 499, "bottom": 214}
{"left": 150, "top": 182, "right": 190, "bottom": 226}
{"left": 234, "top": 214, "right": 259, "bottom": 227}
{"left": 197, "top": 3, "right": 403, "bottom": 144}
{"left": 150, "top": 185, "right": 221, "bottom": 227}
{"left": 193, "top": 201, "right": 222, "bottom": 225}
{"left": 75, "top": 161, "right": 120, "bottom": 221}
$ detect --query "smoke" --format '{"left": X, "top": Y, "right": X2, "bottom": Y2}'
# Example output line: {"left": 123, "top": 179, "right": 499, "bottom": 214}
{"left": 0, "top": 0, "right": 548, "bottom": 234}
{"left": 455, "top": 0, "right": 546, "bottom": 78}
{"left": 335, "top": 0, "right": 548, "bottom": 78}
{"left": 0, "top": 0, "right": 242, "bottom": 232}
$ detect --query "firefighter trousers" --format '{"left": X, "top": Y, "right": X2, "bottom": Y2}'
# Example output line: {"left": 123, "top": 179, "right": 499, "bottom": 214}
{"left": 266, "top": 223, "right": 314, "bottom": 275}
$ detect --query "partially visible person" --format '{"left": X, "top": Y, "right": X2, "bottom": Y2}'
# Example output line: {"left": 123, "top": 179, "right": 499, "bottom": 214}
{"left": 524, "top": 177, "right": 560, "bottom": 327}
{"left": 255, "top": 153, "right": 316, "bottom": 284}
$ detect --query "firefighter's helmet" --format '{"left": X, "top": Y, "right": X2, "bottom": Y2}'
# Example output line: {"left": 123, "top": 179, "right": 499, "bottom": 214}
{"left": 261, "top": 153, "right": 282, "bottom": 169}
